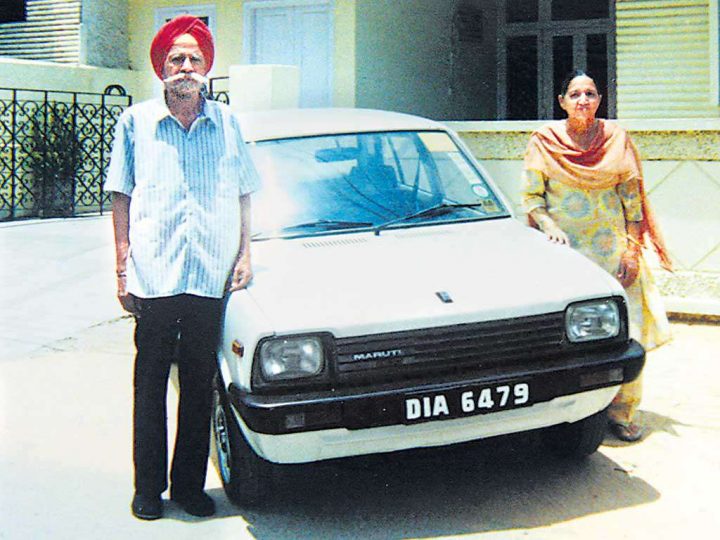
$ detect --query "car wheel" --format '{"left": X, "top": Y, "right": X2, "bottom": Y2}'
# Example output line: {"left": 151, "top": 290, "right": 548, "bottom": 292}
{"left": 541, "top": 407, "right": 608, "bottom": 458}
{"left": 212, "top": 374, "right": 277, "bottom": 506}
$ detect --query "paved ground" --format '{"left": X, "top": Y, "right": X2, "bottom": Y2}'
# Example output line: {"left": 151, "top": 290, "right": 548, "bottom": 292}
{"left": 0, "top": 215, "right": 124, "bottom": 362}
{"left": 1, "top": 216, "right": 719, "bottom": 539}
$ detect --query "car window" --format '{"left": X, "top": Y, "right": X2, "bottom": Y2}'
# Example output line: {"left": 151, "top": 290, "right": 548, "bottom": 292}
{"left": 383, "top": 133, "right": 433, "bottom": 195}
{"left": 249, "top": 130, "right": 508, "bottom": 239}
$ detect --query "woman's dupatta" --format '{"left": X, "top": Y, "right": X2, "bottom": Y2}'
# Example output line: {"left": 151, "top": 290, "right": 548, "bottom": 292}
{"left": 524, "top": 120, "right": 673, "bottom": 270}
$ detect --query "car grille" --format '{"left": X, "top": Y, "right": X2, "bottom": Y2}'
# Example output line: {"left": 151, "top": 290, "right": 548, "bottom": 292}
{"left": 334, "top": 312, "right": 567, "bottom": 383}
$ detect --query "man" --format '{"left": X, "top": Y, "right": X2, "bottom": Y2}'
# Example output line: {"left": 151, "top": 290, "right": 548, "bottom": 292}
{"left": 105, "top": 15, "right": 260, "bottom": 520}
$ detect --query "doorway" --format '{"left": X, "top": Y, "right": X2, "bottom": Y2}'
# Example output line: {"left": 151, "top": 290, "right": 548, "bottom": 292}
{"left": 498, "top": 0, "right": 615, "bottom": 120}
{"left": 244, "top": 0, "right": 334, "bottom": 108}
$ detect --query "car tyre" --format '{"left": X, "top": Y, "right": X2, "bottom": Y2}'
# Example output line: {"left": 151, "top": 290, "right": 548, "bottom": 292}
{"left": 212, "top": 374, "right": 277, "bottom": 506}
{"left": 541, "top": 407, "right": 608, "bottom": 458}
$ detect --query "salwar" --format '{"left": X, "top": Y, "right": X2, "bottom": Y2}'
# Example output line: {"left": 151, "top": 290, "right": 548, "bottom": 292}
{"left": 133, "top": 294, "right": 224, "bottom": 498}
{"left": 609, "top": 258, "right": 670, "bottom": 424}
{"left": 608, "top": 373, "right": 643, "bottom": 424}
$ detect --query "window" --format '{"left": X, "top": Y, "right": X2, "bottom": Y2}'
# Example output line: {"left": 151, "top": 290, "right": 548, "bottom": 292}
{"left": 507, "top": 0, "right": 538, "bottom": 23}
{"left": 0, "top": 0, "right": 26, "bottom": 24}
{"left": 498, "top": 0, "right": 615, "bottom": 120}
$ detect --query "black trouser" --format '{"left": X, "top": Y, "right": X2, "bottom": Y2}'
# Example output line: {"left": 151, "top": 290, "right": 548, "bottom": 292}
{"left": 132, "top": 294, "right": 224, "bottom": 498}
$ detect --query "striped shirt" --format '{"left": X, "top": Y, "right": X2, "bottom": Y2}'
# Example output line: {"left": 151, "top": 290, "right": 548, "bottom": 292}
{"left": 105, "top": 98, "right": 260, "bottom": 299}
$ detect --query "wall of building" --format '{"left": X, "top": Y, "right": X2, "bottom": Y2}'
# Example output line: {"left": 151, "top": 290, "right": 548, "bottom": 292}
{"left": 355, "top": 0, "right": 497, "bottom": 120}
{"left": 81, "top": 0, "right": 129, "bottom": 69}
{"left": 0, "top": 57, "right": 143, "bottom": 96}
{"left": 616, "top": 0, "right": 720, "bottom": 119}
{"left": 333, "top": 0, "right": 356, "bottom": 107}
{"left": 0, "top": 0, "right": 81, "bottom": 63}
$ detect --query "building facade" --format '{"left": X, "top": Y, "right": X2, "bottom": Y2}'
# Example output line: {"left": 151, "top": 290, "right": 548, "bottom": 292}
{"left": 1, "top": 1, "right": 718, "bottom": 120}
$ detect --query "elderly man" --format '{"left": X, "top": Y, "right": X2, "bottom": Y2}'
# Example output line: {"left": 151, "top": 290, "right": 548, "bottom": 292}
{"left": 105, "top": 15, "right": 260, "bottom": 520}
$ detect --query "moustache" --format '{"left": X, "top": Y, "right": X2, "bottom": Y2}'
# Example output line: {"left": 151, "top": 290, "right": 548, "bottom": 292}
{"left": 162, "top": 72, "right": 209, "bottom": 86}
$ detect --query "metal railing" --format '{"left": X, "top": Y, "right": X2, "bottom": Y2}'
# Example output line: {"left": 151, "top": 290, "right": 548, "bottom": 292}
{"left": 208, "top": 76, "right": 229, "bottom": 104}
{"left": 0, "top": 85, "right": 132, "bottom": 221}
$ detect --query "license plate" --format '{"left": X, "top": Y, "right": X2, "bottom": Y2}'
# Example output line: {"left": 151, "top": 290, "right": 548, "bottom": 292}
{"left": 403, "top": 382, "right": 532, "bottom": 424}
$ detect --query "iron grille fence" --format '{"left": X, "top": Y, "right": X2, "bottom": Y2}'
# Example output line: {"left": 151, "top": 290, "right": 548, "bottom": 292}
{"left": 208, "top": 76, "right": 229, "bottom": 104}
{"left": 0, "top": 85, "right": 132, "bottom": 221}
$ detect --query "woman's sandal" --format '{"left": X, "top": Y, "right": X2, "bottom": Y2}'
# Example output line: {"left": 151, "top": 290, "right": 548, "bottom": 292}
{"left": 609, "top": 421, "right": 644, "bottom": 442}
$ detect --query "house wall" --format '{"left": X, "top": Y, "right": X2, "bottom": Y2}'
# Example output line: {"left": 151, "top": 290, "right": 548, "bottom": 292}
{"left": 333, "top": 0, "right": 356, "bottom": 107}
{"left": 354, "top": 0, "right": 498, "bottom": 120}
{"left": 616, "top": 0, "right": 720, "bottom": 118}
{"left": 0, "top": 0, "right": 81, "bottom": 63}
{"left": 81, "top": 0, "right": 129, "bottom": 69}
{"left": 0, "top": 57, "right": 143, "bottom": 96}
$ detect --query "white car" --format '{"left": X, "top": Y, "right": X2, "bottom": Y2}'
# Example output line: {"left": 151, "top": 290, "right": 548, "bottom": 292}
{"left": 213, "top": 108, "right": 644, "bottom": 505}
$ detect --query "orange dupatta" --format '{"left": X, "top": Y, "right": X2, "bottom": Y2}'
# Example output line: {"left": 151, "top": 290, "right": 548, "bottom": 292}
{"left": 524, "top": 120, "right": 673, "bottom": 270}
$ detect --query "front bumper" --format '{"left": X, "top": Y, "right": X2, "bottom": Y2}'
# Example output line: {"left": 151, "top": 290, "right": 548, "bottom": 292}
{"left": 228, "top": 339, "right": 645, "bottom": 437}
{"left": 231, "top": 385, "right": 620, "bottom": 464}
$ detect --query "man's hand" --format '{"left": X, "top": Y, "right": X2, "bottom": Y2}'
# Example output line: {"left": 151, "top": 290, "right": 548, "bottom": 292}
{"left": 617, "top": 249, "right": 640, "bottom": 288}
{"left": 111, "top": 193, "right": 136, "bottom": 313}
{"left": 117, "top": 274, "right": 139, "bottom": 314}
{"left": 229, "top": 255, "right": 253, "bottom": 292}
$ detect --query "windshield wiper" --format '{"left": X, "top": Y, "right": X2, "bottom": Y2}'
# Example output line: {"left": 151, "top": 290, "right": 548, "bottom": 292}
{"left": 373, "top": 203, "right": 484, "bottom": 235}
{"left": 280, "top": 219, "right": 374, "bottom": 233}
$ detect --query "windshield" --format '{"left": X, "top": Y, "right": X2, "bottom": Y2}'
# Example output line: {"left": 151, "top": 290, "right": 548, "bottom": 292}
{"left": 249, "top": 130, "right": 509, "bottom": 239}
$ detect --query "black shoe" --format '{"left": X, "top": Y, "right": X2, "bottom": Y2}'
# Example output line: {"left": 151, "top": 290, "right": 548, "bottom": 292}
{"left": 131, "top": 493, "right": 163, "bottom": 520}
{"left": 171, "top": 491, "right": 216, "bottom": 517}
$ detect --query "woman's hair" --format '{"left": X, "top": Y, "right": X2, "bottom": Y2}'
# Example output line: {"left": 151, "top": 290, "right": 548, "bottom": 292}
{"left": 559, "top": 69, "right": 597, "bottom": 96}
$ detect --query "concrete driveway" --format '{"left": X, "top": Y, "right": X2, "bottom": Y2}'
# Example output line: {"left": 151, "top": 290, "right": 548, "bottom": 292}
{"left": 1, "top": 216, "right": 719, "bottom": 539}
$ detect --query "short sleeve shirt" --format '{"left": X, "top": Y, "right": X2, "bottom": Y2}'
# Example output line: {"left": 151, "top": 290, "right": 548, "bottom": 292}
{"left": 104, "top": 98, "right": 261, "bottom": 299}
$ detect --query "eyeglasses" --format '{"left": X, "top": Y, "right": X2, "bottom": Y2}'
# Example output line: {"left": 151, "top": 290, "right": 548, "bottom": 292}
{"left": 167, "top": 54, "right": 205, "bottom": 67}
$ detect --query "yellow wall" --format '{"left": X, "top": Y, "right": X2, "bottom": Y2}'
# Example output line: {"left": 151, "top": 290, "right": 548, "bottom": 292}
{"left": 333, "top": 0, "right": 356, "bottom": 107}
{"left": 127, "top": 0, "right": 357, "bottom": 105}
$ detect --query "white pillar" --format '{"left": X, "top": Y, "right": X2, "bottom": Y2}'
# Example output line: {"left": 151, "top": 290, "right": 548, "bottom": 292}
{"left": 228, "top": 64, "right": 300, "bottom": 113}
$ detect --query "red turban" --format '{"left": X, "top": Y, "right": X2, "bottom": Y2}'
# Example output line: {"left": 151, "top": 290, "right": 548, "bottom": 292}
{"left": 150, "top": 15, "right": 214, "bottom": 79}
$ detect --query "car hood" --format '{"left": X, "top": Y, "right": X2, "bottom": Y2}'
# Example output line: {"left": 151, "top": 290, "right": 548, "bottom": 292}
{"left": 243, "top": 219, "right": 623, "bottom": 338}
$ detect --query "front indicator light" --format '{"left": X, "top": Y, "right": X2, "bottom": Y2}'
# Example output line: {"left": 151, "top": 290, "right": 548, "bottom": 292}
{"left": 580, "top": 368, "right": 624, "bottom": 388}
{"left": 566, "top": 299, "right": 621, "bottom": 342}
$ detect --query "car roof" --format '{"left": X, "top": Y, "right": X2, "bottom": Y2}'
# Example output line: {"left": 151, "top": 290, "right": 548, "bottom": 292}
{"left": 236, "top": 108, "right": 448, "bottom": 143}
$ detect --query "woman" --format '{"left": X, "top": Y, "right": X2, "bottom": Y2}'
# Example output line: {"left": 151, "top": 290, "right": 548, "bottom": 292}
{"left": 522, "top": 69, "right": 672, "bottom": 442}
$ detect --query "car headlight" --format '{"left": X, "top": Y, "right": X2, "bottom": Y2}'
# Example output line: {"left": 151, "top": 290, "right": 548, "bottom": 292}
{"left": 566, "top": 299, "right": 621, "bottom": 342}
{"left": 258, "top": 336, "right": 325, "bottom": 381}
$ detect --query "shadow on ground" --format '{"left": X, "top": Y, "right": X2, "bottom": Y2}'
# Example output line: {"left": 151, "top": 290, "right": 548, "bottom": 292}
{"left": 200, "top": 431, "right": 660, "bottom": 539}
{"left": 601, "top": 409, "right": 689, "bottom": 448}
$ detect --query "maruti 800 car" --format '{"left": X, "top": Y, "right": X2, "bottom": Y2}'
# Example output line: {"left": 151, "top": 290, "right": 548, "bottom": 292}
{"left": 212, "top": 108, "right": 645, "bottom": 505}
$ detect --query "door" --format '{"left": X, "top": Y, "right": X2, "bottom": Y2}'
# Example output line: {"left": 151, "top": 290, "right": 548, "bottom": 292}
{"left": 245, "top": 1, "right": 334, "bottom": 108}
{"left": 498, "top": 0, "right": 615, "bottom": 120}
